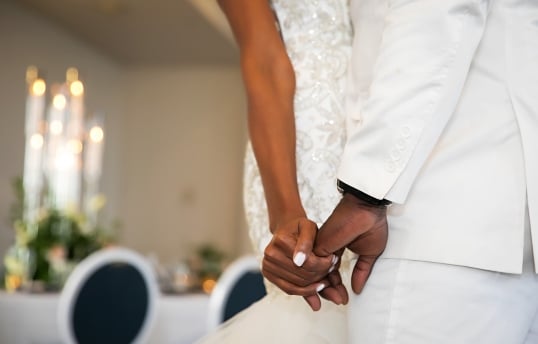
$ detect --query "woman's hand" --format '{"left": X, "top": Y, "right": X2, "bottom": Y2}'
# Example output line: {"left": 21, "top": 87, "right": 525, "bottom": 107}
{"left": 262, "top": 217, "right": 344, "bottom": 311}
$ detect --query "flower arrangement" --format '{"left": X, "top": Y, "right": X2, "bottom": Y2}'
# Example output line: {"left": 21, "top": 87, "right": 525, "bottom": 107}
{"left": 4, "top": 178, "right": 115, "bottom": 292}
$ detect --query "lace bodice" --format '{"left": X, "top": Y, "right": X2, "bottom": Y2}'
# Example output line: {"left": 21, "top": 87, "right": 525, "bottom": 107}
{"left": 243, "top": 0, "right": 352, "bottom": 276}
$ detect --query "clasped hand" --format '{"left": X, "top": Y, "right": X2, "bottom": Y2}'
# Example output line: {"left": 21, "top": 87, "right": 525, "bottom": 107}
{"left": 262, "top": 193, "right": 388, "bottom": 311}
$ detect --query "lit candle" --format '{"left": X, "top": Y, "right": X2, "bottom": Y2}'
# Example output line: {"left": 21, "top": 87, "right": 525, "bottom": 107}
{"left": 62, "top": 69, "right": 85, "bottom": 211}
{"left": 45, "top": 86, "right": 68, "bottom": 210}
{"left": 25, "top": 70, "right": 46, "bottom": 135}
{"left": 23, "top": 67, "right": 46, "bottom": 223}
{"left": 84, "top": 121, "right": 104, "bottom": 181}
{"left": 83, "top": 116, "right": 105, "bottom": 225}
{"left": 67, "top": 68, "right": 84, "bottom": 141}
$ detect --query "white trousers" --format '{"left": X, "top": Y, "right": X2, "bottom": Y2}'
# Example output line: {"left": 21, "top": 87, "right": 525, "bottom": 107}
{"left": 349, "top": 211, "right": 538, "bottom": 344}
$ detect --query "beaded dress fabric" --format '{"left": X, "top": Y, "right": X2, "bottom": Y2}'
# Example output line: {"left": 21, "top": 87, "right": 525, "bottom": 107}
{"left": 245, "top": 0, "right": 352, "bottom": 281}
{"left": 198, "top": 1, "right": 352, "bottom": 343}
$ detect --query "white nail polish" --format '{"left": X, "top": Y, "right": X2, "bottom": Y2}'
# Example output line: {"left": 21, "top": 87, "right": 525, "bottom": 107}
{"left": 316, "top": 283, "right": 326, "bottom": 292}
{"left": 328, "top": 265, "right": 335, "bottom": 273}
{"left": 332, "top": 255, "right": 339, "bottom": 265}
{"left": 293, "top": 252, "right": 306, "bottom": 267}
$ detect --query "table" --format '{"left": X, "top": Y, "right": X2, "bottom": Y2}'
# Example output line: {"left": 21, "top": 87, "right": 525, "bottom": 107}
{"left": 0, "top": 291, "right": 210, "bottom": 344}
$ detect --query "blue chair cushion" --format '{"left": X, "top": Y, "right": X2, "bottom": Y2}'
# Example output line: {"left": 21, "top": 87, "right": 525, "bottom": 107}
{"left": 72, "top": 263, "right": 149, "bottom": 344}
{"left": 223, "top": 271, "right": 266, "bottom": 322}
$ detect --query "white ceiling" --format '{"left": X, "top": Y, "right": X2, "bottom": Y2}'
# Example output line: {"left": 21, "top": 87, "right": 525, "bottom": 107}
{"left": 7, "top": 0, "right": 238, "bottom": 66}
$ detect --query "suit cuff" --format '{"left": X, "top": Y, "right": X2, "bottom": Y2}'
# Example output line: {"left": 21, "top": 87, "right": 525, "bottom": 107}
{"left": 337, "top": 180, "right": 392, "bottom": 207}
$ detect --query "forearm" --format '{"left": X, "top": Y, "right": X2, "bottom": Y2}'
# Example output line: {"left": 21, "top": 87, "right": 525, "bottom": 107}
{"left": 243, "top": 56, "right": 305, "bottom": 231}
{"left": 218, "top": 0, "right": 305, "bottom": 231}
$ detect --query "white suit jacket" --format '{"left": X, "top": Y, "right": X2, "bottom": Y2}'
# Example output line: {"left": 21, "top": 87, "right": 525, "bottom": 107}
{"left": 339, "top": 0, "right": 538, "bottom": 273}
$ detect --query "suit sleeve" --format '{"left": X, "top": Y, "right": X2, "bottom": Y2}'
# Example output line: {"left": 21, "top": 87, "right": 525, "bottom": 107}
{"left": 338, "top": 0, "right": 490, "bottom": 203}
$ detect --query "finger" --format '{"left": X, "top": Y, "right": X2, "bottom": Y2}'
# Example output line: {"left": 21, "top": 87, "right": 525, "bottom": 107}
{"left": 300, "top": 253, "right": 334, "bottom": 273}
{"left": 269, "top": 232, "right": 298, "bottom": 259}
{"left": 266, "top": 238, "right": 333, "bottom": 277}
{"left": 314, "top": 195, "right": 381, "bottom": 256}
{"left": 319, "top": 270, "right": 348, "bottom": 305}
{"left": 293, "top": 219, "right": 317, "bottom": 267}
{"left": 327, "top": 248, "right": 345, "bottom": 272}
{"left": 327, "top": 268, "right": 343, "bottom": 286}
{"left": 303, "top": 294, "right": 322, "bottom": 311}
{"left": 351, "top": 255, "right": 378, "bottom": 294}
{"left": 264, "top": 239, "right": 320, "bottom": 280}
{"left": 263, "top": 269, "right": 328, "bottom": 297}
{"left": 318, "top": 286, "right": 344, "bottom": 305}
{"left": 263, "top": 258, "right": 319, "bottom": 287}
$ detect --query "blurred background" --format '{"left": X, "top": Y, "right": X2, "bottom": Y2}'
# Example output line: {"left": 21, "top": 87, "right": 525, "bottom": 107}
{"left": 0, "top": 0, "right": 253, "bottom": 268}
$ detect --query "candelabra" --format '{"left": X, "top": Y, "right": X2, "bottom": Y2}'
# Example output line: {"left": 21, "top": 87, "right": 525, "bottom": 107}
{"left": 3, "top": 66, "right": 109, "bottom": 292}
{"left": 23, "top": 66, "right": 104, "bottom": 223}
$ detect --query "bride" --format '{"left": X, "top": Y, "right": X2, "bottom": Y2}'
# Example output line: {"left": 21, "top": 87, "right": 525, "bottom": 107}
{"left": 197, "top": 1, "right": 352, "bottom": 342}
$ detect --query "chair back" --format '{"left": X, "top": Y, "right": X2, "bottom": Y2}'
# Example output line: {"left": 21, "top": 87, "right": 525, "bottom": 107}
{"left": 57, "top": 247, "right": 158, "bottom": 344}
{"left": 206, "top": 255, "right": 266, "bottom": 331}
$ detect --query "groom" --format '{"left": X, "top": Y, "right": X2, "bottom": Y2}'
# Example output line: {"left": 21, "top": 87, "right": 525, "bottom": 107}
{"left": 264, "top": 0, "right": 538, "bottom": 342}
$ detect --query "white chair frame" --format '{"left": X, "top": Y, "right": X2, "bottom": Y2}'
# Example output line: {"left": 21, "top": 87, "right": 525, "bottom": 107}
{"left": 57, "top": 247, "right": 159, "bottom": 344}
{"left": 206, "top": 255, "right": 263, "bottom": 331}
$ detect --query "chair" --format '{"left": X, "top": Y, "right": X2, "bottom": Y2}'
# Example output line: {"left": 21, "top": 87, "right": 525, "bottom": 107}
{"left": 57, "top": 247, "right": 158, "bottom": 344}
{"left": 206, "top": 255, "right": 266, "bottom": 331}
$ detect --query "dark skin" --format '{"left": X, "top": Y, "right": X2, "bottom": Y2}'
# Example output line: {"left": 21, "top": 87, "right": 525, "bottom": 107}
{"left": 315, "top": 193, "right": 388, "bottom": 295}
{"left": 217, "top": 0, "right": 342, "bottom": 310}
{"left": 263, "top": 193, "right": 389, "bottom": 301}
{"left": 218, "top": 0, "right": 389, "bottom": 309}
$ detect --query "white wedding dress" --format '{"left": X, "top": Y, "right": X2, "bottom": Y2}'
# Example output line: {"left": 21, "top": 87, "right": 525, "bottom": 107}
{"left": 198, "top": 1, "right": 352, "bottom": 342}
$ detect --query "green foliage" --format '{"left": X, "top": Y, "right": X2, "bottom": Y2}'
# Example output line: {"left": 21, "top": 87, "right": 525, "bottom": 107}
{"left": 195, "top": 244, "right": 226, "bottom": 280}
{"left": 25, "top": 210, "right": 109, "bottom": 283}
{"left": 4, "top": 176, "right": 115, "bottom": 289}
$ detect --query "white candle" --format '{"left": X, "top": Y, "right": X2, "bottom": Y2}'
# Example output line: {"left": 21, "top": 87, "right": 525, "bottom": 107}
{"left": 45, "top": 87, "right": 68, "bottom": 210}
{"left": 23, "top": 76, "right": 46, "bottom": 222}
{"left": 25, "top": 78, "right": 46, "bottom": 135}
{"left": 83, "top": 116, "right": 105, "bottom": 224}
{"left": 68, "top": 79, "right": 84, "bottom": 141}
{"left": 61, "top": 76, "right": 85, "bottom": 211}
{"left": 84, "top": 118, "right": 104, "bottom": 182}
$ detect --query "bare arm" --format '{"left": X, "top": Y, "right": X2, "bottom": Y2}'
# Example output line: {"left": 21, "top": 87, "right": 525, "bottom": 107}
{"left": 218, "top": 0, "right": 303, "bottom": 230}
{"left": 218, "top": 0, "right": 340, "bottom": 309}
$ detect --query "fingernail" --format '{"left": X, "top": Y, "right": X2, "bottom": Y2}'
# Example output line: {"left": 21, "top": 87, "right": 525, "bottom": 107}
{"left": 316, "top": 283, "right": 326, "bottom": 292}
{"left": 293, "top": 252, "right": 306, "bottom": 267}
{"left": 328, "top": 265, "right": 335, "bottom": 273}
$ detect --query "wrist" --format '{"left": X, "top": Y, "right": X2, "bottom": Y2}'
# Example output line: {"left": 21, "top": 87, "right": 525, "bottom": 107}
{"left": 337, "top": 180, "right": 391, "bottom": 207}
{"left": 268, "top": 208, "right": 307, "bottom": 234}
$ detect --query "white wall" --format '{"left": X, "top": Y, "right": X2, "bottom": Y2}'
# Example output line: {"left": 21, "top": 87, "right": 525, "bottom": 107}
{"left": 0, "top": 2, "right": 252, "bottom": 265}
{"left": 120, "top": 67, "right": 250, "bottom": 262}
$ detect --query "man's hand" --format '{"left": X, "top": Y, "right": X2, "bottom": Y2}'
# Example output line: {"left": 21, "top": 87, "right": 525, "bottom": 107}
{"left": 314, "top": 193, "right": 388, "bottom": 295}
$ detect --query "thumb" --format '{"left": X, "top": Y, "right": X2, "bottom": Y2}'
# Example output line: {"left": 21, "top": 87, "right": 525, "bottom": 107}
{"left": 293, "top": 219, "right": 317, "bottom": 267}
{"left": 351, "top": 255, "right": 378, "bottom": 294}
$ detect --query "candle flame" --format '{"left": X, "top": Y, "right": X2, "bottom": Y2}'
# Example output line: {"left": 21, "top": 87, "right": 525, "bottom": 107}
{"left": 26, "top": 66, "right": 38, "bottom": 84}
{"left": 30, "top": 133, "right": 44, "bottom": 149}
{"left": 89, "top": 126, "right": 104, "bottom": 143}
{"left": 66, "top": 67, "right": 79, "bottom": 83}
{"left": 32, "top": 79, "right": 46, "bottom": 96}
{"left": 70, "top": 80, "right": 84, "bottom": 96}
{"left": 53, "top": 94, "right": 67, "bottom": 110}
{"left": 68, "top": 140, "right": 83, "bottom": 154}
